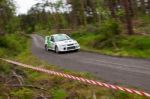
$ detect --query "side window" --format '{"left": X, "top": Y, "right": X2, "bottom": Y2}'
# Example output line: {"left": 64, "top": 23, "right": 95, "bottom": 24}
{"left": 51, "top": 36, "right": 55, "bottom": 42}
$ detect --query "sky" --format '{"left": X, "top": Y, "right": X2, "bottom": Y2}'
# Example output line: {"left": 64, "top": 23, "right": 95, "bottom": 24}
{"left": 15, "top": 0, "right": 39, "bottom": 15}
{"left": 15, "top": 0, "right": 69, "bottom": 15}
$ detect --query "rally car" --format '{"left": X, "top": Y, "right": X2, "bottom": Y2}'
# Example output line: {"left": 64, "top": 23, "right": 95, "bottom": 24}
{"left": 45, "top": 34, "right": 80, "bottom": 53}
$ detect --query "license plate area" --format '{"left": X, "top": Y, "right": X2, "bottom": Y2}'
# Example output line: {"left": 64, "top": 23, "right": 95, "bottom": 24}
{"left": 67, "top": 46, "right": 75, "bottom": 50}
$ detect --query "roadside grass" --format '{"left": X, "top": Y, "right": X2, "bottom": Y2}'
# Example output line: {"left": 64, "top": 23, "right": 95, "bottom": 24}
{"left": 134, "top": 15, "right": 150, "bottom": 34}
{"left": 0, "top": 33, "right": 149, "bottom": 99}
{"left": 71, "top": 32, "right": 150, "bottom": 58}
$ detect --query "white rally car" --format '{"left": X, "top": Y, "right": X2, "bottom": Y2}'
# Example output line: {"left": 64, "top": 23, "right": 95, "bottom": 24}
{"left": 45, "top": 34, "right": 80, "bottom": 53}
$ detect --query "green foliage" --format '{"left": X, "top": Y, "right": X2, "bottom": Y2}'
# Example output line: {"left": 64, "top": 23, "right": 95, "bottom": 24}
{"left": 72, "top": 19, "right": 122, "bottom": 49}
{"left": 135, "top": 15, "right": 150, "bottom": 34}
{"left": 59, "top": 14, "right": 69, "bottom": 28}
{"left": 116, "top": 9, "right": 125, "bottom": 18}
{"left": 121, "top": 36, "right": 150, "bottom": 50}
{"left": 0, "top": 62, "right": 12, "bottom": 75}
{"left": 115, "top": 91, "right": 132, "bottom": 99}
{"left": 94, "top": 19, "right": 121, "bottom": 48}
{"left": 51, "top": 88, "right": 68, "bottom": 99}
{"left": 72, "top": 27, "right": 150, "bottom": 58}
{"left": 99, "top": 19, "right": 121, "bottom": 36}
{"left": 0, "top": 0, "right": 16, "bottom": 33}
{"left": 11, "top": 88, "right": 34, "bottom": 99}
{"left": 0, "top": 33, "right": 28, "bottom": 56}
{"left": 0, "top": 48, "right": 7, "bottom": 57}
{"left": 5, "top": 16, "right": 20, "bottom": 33}
{"left": 140, "top": 15, "right": 150, "bottom": 24}
{"left": 115, "top": 91, "right": 145, "bottom": 99}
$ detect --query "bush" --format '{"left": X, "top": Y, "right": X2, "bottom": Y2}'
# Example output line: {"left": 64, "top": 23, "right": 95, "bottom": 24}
{"left": 51, "top": 88, "right": 68, "bottom": 99}
{"left": 93, "top": 19, "right": 121, "bottom": 48}
{"left": 122, "top": 36, "right": 150, "bottom": 50}
{"left": 0, "top": 33, "right": 28, "bottom": 56}
{"left": 11, "top": 88, "right": 34, "bottom": 99}
{"left": 135, "top": 15, "right": 150, "bottom": 34}
{"left": 99, "top": 19, "right": 121, "bottom": 36}
{"left": 71, "top": 19, "right": 122, "bottom": 49}
{"left": 86, "top": 24, "right": 99, "bottom": 33}
{"left": 0, "top": 61, "right": 13, "bottom": 76}
{"left": 0, "top": 48, "right": 7, "bottom": 57}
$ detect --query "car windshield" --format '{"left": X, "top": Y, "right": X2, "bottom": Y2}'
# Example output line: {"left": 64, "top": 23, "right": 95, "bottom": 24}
{"left": 54, "top": 34, "right": 71, "bottom": 42}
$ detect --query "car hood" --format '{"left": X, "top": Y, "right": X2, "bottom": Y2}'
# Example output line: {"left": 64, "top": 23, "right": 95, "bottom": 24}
{"left": 56, "top": 39, "right": 77, "bottom": 45}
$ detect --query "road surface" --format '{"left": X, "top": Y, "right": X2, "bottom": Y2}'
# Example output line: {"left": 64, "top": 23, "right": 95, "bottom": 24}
{"left": 31, "top": 34, "right": 150, "bottom": 91}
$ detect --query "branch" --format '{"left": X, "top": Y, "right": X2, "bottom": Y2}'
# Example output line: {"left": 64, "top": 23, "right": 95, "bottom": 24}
{"left": 12, "top": 71, "right": 24, "bottom": 85}
{"left": 8, "top": 84, "right": 46, "bottom": 91}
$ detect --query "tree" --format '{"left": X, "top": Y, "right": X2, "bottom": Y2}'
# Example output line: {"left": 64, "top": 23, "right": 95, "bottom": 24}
{"left": 146, "top": 0, "right": 150, "bottom": 13}
{"left": 0, "top": 0, "right": 15, "bottom": 33}
{"left": 106, "top": 0, "right": 117, "bottom": 18}
{"left": 67, "top": 0, "right": 88, "bottom": 26}
{"left": 140, "top": 0, "right": 146, "bottom": 13}
{"left": 128, "top": 0, "right": 134, "bottom": 16}
{"left": 122, "top": 0, "right": 134, "bottom": 35}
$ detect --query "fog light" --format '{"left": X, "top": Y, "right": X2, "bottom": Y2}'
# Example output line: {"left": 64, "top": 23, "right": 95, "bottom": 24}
{"left": 64, "top": 47, "right": 66, "bottom": 50}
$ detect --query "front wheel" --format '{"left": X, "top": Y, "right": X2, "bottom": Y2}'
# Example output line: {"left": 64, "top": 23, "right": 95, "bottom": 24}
{"left": 75, "top": 49, "right": 79, "bottom": 52}
{"left": 55, "top": 46, "right": 60, "bottom": 54}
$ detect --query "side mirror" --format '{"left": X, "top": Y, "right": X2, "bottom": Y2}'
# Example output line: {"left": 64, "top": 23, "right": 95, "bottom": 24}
{"left": 51, "top": 39, "right": 54, "bottom": 42}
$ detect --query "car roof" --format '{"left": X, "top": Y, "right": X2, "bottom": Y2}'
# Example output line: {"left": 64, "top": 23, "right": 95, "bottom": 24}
{"left": 51, "top": 34, "right": 67, "bottom": 37}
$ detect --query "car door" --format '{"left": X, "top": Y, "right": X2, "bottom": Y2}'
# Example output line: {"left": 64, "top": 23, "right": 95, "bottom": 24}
{"left": 45, "top": 36, "right": 52, "bottom": 50}
{"left": 49, "top": 36, "right": 55, "bottom": 50}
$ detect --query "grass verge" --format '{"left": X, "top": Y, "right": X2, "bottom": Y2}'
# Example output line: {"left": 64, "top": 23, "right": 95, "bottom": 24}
{"left": 71, "top": 32, "right": 150, "bottom": 59}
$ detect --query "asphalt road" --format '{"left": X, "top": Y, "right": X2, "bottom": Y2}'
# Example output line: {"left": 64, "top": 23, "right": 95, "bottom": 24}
{"left": 31, "top": 34, "right": 150, "bottom": 91}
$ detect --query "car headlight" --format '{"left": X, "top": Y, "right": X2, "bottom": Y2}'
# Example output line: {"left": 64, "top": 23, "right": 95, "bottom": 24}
{"left": 75, "top": 43, "right": 79, "bottom": 46}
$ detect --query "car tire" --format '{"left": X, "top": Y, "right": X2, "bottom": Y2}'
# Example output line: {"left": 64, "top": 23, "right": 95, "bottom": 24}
{"left": 45, "top": 45, "right": 49, "bottom": 51}
{"left": 75, "top": 49, "right": 79, "bottom": 52}
{"left": 55, "top": 46, "right": 60, "bottom": 54}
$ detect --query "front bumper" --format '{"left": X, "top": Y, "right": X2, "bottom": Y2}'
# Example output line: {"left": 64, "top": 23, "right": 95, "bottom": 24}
{"left": 58, "top": 45, "right": 80, "bottom": 52}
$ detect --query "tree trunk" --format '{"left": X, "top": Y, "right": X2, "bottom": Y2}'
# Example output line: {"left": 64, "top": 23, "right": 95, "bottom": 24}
{"left": 108, "top": 0, "right": 117, "bottom": 18}
{"left": 131, "top": 0, "right": 138, "bottom": 15}
{"left": 147, "top": 0, "right": 150, "bottom": 13}
{"left": 122, "top": 0, "right": 134, "bottom": 35}
{"left": 90, "top": 0, "right": 99, "bottom": 23}
{"left": 128, "top": 0, "right": 134, "bottom": 16}
{"left": 140, "top": 0, "right": 146, "bottom": 13}
{"left": 80, "top": 0, "right": 87, "bottom": 26}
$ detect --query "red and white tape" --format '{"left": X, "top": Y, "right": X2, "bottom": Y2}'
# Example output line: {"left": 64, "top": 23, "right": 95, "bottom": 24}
{"left": 1, "top": 58, "right": 150, "bottom": 97}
